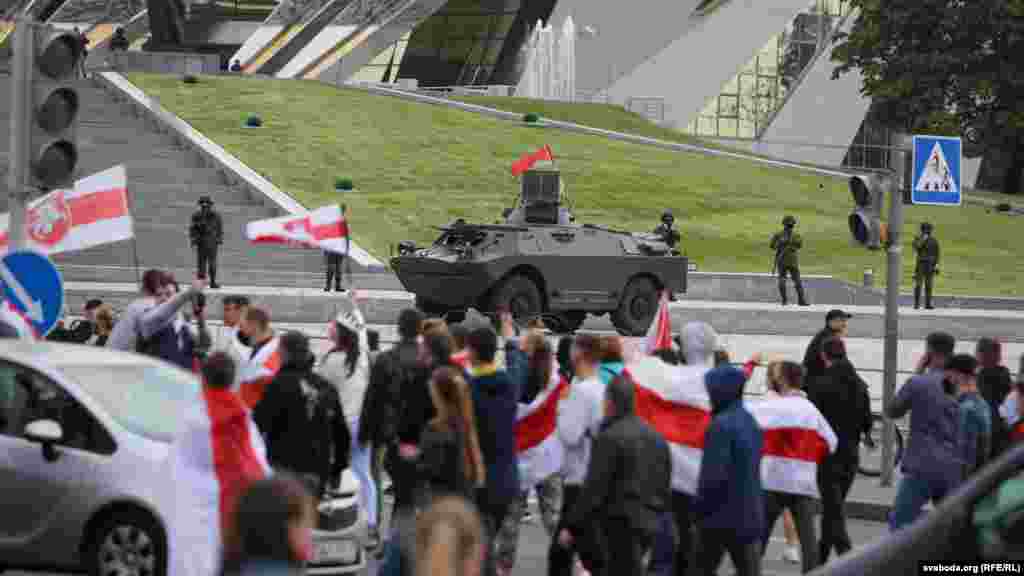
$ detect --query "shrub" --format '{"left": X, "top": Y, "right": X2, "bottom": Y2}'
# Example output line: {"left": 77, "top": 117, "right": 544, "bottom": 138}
{"left": 245, "top": 115, "right": 262, "bottom": 127}
{"left": 335, "top": 177, "right": 354, "bottom": 191}
{"left": 523, "top": 113, "right": 540, "bottom": 123}
{"left": 182, "top": 74, "right": 199, "bottom": 84}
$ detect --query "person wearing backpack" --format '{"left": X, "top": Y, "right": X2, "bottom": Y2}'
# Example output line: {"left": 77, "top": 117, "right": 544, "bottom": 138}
{"left": 253, "top": 331, "right": 351, "bottom": 496}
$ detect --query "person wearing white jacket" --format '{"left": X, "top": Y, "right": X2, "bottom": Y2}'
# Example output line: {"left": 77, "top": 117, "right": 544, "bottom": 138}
{"left": 316, "top": 296, "right": 377, "bottom": 547}
{"left": 548, "top": 334, "right": 605, "bottom": 576}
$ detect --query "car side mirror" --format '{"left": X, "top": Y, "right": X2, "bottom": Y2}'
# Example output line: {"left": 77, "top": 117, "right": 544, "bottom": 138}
{"left": 24, "top": 419, "right": 63, "bottom": 462}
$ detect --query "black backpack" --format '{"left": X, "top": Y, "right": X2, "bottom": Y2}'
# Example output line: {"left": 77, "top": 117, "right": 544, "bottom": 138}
{"left": 298, "top": 373, "right": 347, "bottom": 492}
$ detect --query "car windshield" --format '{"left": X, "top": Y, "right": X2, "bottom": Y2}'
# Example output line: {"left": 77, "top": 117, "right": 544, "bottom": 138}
{"left": 56, "top": 363, "right": 202, "bottom": 443}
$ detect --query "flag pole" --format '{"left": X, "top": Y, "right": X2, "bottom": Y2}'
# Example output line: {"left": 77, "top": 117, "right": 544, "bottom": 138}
{"left": 125, "top": 170, "right": 141, "bottom": 288}
{"left": 342, "top": 203, "right": 352, "bottom": 290}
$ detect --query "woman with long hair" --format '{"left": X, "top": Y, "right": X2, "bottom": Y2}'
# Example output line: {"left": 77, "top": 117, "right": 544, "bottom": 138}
{"left": 418, "top": 366, "right": 486, "bottom": 501}
{"left": 222, "top": 474, "right": 316, "bottom": 575}
{"left": 416, "top": 496, "right": 485, "bottom": 576}
{"left": 93, "top": 304, "right": 115, "bottom": 346}
{"left": 316, "top": 303, "right": 378, "bottom": 548}
{"left": 496, "top": 330, "right": 564, "bottom": 575}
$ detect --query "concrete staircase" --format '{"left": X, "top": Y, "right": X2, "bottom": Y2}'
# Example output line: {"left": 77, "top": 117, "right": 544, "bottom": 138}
{"left": 0, "top": 78, "right": 334, "bottom": 288}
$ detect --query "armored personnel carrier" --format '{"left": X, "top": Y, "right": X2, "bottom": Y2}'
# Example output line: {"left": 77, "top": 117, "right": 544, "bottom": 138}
{"left": 390, "top": 166, "right": 688, "bottom": 335}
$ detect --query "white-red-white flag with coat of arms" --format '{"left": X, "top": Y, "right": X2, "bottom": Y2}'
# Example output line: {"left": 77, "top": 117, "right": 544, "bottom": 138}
{"left": 245, "top": 204, "right": 349, "bottom": 254}
{"left": 0, "top": 165, "right": 133, "bottom": 254}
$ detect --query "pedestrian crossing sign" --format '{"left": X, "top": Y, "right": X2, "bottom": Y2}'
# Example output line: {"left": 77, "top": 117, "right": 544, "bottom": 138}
{"left": 912, "top": 135, "right": 962, "bottom": 205}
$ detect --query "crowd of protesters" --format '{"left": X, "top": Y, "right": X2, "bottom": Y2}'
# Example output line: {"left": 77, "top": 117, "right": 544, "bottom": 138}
{"left": 4, "top": 269, "right": 1024, "bottom": 576}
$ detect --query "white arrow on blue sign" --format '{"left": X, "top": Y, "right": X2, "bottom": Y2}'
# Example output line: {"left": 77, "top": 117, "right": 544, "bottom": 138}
{"left": 911, "top": 135, "right": 962, "bottom": 206}
{"left": 0, "top": 250, "right": 65, "bottom": 337}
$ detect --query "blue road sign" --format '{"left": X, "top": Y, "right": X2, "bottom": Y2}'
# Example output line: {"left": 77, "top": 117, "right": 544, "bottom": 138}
{"left": 912, "top": 135, "right": 962, "bottom": 205}
{"left": 0, "top": 250, "right": 64, "bottom": 337}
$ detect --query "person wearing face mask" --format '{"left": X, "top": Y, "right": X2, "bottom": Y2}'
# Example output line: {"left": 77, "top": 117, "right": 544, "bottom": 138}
{"left": 222, "top": 474, "right": 317, "bottom": 576}
{"left": 802, "top": 310, "right": 851, "bottom": 389}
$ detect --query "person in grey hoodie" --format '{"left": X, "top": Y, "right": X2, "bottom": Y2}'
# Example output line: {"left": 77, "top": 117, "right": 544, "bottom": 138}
{"left": 548, "top": 334, "right": 605, "bottom": 576}
{"left": 886, "top": 332, "right": 963, "bottom": 531}
{"left": 670, "top": 321, "right": 720, "bottom": 576}
{"left": 108, "top": 270, "right": 206, "bottom": 352}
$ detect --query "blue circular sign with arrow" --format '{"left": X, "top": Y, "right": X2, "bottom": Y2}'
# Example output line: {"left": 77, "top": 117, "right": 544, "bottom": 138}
{"left": 0, "top": 250, "right": 65, "bottom": 337}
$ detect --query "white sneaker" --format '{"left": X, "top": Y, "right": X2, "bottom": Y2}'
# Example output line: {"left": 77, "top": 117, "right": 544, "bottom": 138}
{"left": 782, "top": 545, "right": 801, "bottom": 564}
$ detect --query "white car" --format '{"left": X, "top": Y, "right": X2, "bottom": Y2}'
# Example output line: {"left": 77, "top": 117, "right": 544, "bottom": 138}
{"left": 0, "top": 340, "right": 365, "bottom": 575}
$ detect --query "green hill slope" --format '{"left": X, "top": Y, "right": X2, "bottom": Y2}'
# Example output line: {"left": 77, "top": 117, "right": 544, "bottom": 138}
{"left": 126, "top": 73, "right": 1022, "bottom": 296}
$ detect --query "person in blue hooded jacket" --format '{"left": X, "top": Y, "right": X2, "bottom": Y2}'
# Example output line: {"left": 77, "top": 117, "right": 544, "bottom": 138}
{"left": 696, "top": 365, "right": 764, "bottom": 576}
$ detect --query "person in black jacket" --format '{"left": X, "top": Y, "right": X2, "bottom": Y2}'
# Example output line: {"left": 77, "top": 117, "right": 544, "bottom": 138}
{"left": 253, "top": 331, "right": 350, "bottom": 496}
{"left": 47, "top": 299, "right": 103, "bottom": 343}
{"left": 358, "top": 308, "right": 428, "bottom": 517}
{"left": 559, "top": 372, "right": 672, "bottom": 575}
{"left": 802, "top": 309, "right": 851, "bottom": 389}
{"left": 807, "top": 337, "right": 872, "bottom": 563}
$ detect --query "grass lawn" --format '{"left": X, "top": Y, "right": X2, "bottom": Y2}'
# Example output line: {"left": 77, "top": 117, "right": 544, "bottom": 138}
{"left": 126, "top": 73, "right": 1023, "bottom": 296}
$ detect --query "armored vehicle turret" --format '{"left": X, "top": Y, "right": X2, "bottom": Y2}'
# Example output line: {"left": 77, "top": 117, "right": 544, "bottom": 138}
{"left": 390, "top": 165, "right": 687, "bottom": 335}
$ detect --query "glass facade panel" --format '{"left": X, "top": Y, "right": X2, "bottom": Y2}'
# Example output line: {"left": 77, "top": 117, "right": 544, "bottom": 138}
{"left": 396, "top": 0, "right": 546, "bottom": 86}
{"left": 842, "top": 111, "right": 894, "bottom": 170}
{"left": 683, "top": 0, "right": 852, "bottom": 139}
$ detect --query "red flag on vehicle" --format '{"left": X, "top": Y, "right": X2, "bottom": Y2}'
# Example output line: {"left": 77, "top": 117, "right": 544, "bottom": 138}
{"left": 511, "top": 145, "right": 555, "bottom": 176}
{"left": 645, "top": 291, "right": 673, "bottom": 353}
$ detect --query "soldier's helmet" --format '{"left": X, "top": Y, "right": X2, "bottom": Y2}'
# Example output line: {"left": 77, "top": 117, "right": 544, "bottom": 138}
{"left": 662, "top": 209, "right": 674, "bottom": 223}
{"left": 782, "top": 215, "right": 796, "bottom": 228}
{"left": 921, "top": 222, "right": 933, "bottom": 233}
{"left": 199, "top": 196, "right": 213, "bottom": 207}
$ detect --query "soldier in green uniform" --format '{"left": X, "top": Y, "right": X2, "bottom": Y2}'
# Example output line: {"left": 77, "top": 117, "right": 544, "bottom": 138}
{"left": 912, "top": 222, "right": 940, "bottom": 309}
{"left": 653, "top": 209, "right": 682, "bottom": 253}
{"left": 770, "top": 215, "right": 809, "bottom": 306}
{"left": 189, "top": 196, "right": 223, "bottom": 289}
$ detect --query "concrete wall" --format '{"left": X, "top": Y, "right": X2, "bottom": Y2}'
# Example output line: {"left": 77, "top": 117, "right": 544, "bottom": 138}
{"left": 753, "top": 12, "right": 870, "bottom": 166}
{"left": 606, "top": 0, "right": 810, "bottom": 130}
{"left": 107, "top": 50, "right": 221, "bottom": 74}
{"left": 206, "top": 20, "right": 262, "bottom": 44}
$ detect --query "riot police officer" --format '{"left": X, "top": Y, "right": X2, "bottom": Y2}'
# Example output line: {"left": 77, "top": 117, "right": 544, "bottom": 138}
{"left": 324, "top": 249, "right": 346, "bottom": 292}
{"left": 912, "top": 222, "right": 940, "bottom": 309}
{"left": 770, "top": 215, "right": 809, "bottom": 306}
{"left": 653, "top": 209, "right": 682, "bottom": 252}
{"left": 190, "top": 196, "right": 223, "bottom": 288}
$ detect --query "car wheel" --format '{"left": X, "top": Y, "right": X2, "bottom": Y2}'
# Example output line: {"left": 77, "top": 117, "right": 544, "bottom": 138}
{"left": 491, "top": 275, "right": 543, "bottom": 323}
{"left": 87, "top": 509, "right": 166, "bottom": 576}
{"left": 611, "top": 276, "right": 659, "bottom": 336}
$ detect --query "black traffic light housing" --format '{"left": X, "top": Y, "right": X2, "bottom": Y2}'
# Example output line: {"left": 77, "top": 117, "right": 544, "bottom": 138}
{"left": 29, "top": 27, "right": 82, "bottom": 190}
{"left": 848, "top": 174, "right": 886, "bottom": 250}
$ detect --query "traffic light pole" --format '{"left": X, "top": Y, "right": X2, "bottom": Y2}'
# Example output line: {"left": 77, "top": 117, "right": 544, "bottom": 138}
{"left": 880, "top": 170, "right": 903, "bottom": 487}
{"left": 6, "top": 19, "right": 33, "bottom": 251}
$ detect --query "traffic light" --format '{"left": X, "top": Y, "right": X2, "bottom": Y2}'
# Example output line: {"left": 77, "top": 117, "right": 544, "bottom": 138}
{"left": 27, "top": 25, "right": 82, "bottom": 190}
{"left": 848, "top": 173, "right": 886, "bottom": 250}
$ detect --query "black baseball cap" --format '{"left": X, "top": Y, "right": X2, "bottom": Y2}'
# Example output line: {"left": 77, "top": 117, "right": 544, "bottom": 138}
{"left": 826, "top": 309, "right": 853, "bottom": 322}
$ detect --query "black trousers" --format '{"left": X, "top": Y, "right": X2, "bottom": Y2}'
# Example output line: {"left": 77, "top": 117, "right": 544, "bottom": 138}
{"left": 817, "top": 465, "right": 856, "bottom": 562}
{"left": 325, "top": 253, "right": 345, "bottom": 290}
{"left": 548, "top": 484, "right": 604, "bottom": 576}
{"left": 699, "top": 528, "right": 761, "bottom": 576}
{"left": 763, "top": 491, "right": 818, "bottom": 573}
{"left": 778, "top": 264, "right": 807, "bottom": 305}
{"left": 673, "top": 491, "right": 695, "bottom": 576}
{"left": 476, "top": 488, "right": 510, "bottom": 576}
{"left": 196, "top": 246, "right": 218, "bottom": 284}
{"left": 603, "top": 517, "right": 652, "bottom": 576}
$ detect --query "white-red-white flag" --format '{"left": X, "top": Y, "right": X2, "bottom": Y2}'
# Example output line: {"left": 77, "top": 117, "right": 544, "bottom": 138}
{"left": 625, "top": 357, "right": 837, "bottom": 497}
{"left": 237, "top": 337, "right": 282, "bottom": 409}
{"left": 167, "top": 387, "right": 271, "bottom": 576}
{"left": 645, "top": 291, "right": 672, "bottom": 353}
{"left": 246, "top": 204, "right": 349, "bottom": 254}
{"left": 514, "top": 365, "right": 567, "bottom": 490}
{"left": 0, "top": 165, "right": 133, "bottom": 254}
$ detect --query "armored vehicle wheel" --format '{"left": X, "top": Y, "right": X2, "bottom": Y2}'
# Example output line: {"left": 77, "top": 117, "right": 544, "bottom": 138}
{"left": 491, "top": 275, "right": 543, "bottom": 322}
{"left": 612, "top": 276, "right": 660, "bottom": 336}
{"left": 415, "top": 296, "right": 447, "bottom": 317}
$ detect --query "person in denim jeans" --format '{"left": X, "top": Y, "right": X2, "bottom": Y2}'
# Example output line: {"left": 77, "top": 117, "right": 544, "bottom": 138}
{"left": 886, "top": 332, "right": 963, "bottom": 531}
